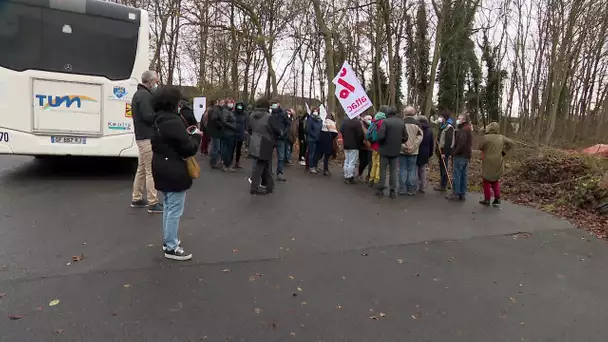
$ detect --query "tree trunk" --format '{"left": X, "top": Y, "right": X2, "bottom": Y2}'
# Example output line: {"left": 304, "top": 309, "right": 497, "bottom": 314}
{"left": 312, "top": 0, "right": 336, "bottom": 114}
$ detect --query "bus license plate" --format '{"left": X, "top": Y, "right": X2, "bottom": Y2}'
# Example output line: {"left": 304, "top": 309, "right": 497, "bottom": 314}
{"left": 51, "top": 136, "right": 86, "bottom": 144}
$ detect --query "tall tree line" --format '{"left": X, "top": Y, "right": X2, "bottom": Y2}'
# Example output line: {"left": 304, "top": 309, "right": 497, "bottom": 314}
{"left": 114, "top": 0, "right": 608, "bottom": 145}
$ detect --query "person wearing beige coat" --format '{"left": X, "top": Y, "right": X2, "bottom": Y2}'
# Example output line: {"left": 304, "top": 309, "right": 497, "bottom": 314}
{"left": 398, "top": 106, "right": 423, "bottom": 195}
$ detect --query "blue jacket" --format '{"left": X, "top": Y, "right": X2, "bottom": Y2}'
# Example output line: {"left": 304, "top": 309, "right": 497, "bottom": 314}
{"left": 306, "top": 115, "right": 323, "bottom": 143}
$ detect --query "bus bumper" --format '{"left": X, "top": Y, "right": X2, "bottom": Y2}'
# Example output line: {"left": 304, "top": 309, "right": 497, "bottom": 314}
{"left": 0, "top": 130, "right": 137, "bottom": 158}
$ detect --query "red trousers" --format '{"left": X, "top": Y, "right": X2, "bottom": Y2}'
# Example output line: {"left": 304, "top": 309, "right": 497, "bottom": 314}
{"left": 200, "top": 133, "right": 210, "bottom": 154}
{"left": 482, "top": 179, "right": 500, "bottom": 201}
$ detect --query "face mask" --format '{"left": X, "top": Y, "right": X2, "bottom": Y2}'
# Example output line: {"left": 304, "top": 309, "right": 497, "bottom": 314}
{"left": 438, "top": 117, "right": 445, "bottom": 123}
{"left": 456, "top": 119, "right": 462, "bottom": 125}
{"left": 312, "top": 111, "right": 319, "bottom": 116}
{"left": 227, "top": 103, "right": 234, "bottom": 109}
{"left": 271, "top": 104, "right": 279, "bottom": 110}
{"left": 152, "top": 83, "right": 158, "bottom": 91}
{"left": 236, "top": 105, "right": 242, "bottom": 110}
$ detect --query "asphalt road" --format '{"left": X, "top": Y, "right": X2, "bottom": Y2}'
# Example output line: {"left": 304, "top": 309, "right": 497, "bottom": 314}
{"left": 0, "top": 154, "right": 607, "bottom": 341}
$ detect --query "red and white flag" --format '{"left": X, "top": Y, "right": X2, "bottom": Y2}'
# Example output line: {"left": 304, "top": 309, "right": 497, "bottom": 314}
{"left": 332, "top": 61, "right": 373, "bottom": 119}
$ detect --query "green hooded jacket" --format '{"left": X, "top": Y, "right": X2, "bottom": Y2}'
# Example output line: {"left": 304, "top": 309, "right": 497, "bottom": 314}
{"left": 479, "top": 122, "right": 514, "bottom": 181}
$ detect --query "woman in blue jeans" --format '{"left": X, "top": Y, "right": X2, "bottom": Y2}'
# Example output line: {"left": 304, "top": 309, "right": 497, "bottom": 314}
{"left": 151, "top": 86, "right": 202, "bottom": 261}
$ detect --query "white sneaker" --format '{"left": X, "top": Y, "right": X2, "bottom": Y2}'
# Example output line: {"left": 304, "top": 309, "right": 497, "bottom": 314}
{"left": 164, "top": 246, "right": 192, "bottom": 261}
{"left": 299, "top": 160, "right": 306, "bottom": 166}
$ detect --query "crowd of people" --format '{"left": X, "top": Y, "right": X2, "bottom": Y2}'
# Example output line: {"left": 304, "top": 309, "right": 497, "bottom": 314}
{"left": 128, "top": 70, "right": 515, "bottom": 261}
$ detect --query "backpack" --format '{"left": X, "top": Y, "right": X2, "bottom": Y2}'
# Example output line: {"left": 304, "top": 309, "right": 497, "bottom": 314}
{"left": 367, "top": 121, "right": 379, "bottom": 143}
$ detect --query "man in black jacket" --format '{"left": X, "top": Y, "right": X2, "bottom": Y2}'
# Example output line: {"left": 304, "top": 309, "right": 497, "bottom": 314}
{"left": 268, "top": 100, "right": 290, "bottom": 181}
{"left": 298, "top": 112, "right": 309, "bottom": 165}
{"left": 376, "top": 106, "right": 408, "bottom": 198}
{"left": 130, "top": 70, "right": 163, "bottom": 214}
{"left": 220, "top": 99, "right": 238, "bottom": 172}
{"left": 206, "top": 99, "right": 226, "bottom": 168}
{"left": 248, "top": 98, "right": 279, "bottom": 195}
{"left": 341, "top": 115, "right": 365, "bottom": 184}
{"left": 232, "top": 101, "right": 248, "bottom": 169}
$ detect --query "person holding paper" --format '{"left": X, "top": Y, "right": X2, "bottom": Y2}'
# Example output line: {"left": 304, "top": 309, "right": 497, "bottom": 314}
{"left": 315, "top": 114, "right": 339, "bottom": 176}
{"left": 341, "top": 115, "right": 365, "bottom": 184}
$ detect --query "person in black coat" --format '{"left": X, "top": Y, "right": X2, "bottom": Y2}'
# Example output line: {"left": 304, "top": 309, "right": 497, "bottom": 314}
{"left": 268, "top": 100, "right": 290, "bottom": 181}
{"left": 416, "top": 115, "right": 435, "bottom": 193}
{"left": 220, "top": 99, "right": 238, "bottom": 172}
{"left": 205, "top": 99, "right": 225, "bottom": 168}
{"left": 376, "top": 106, "right": 408, "bottom": 198}
{"left": 232, "top": 101, "right": 248, "bottom": 169}
{"left": 297, "top": 112, "right": 310, "bottom": 165}
{"left": 151, "top": 86, "right": 201, "bottom": 261}
{"left": 247, "top": 98, "right": 280, "bottom": 194}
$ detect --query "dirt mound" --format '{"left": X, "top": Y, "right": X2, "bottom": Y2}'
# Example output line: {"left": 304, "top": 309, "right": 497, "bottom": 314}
{"left": 503, "top": 150, "right": 608, "bottom": 239}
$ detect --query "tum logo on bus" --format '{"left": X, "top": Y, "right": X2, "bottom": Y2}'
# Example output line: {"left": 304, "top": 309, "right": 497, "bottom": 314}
{"left": 35, "top": 95, "right": 97, "bottom": 110}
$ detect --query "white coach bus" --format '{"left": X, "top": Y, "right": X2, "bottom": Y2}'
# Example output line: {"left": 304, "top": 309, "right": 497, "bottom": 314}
{"left": 0, "top": 0, "right": 149, "bottom": 158}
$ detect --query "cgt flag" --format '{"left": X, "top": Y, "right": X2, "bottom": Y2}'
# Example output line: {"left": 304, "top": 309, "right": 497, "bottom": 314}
{"left": 332, "top": 61, "right": 373, "bottom": 119}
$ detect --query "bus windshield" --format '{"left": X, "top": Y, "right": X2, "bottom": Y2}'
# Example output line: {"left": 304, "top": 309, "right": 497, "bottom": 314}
{"left": 0, "top": 0, "right": 139, "bottom": 80}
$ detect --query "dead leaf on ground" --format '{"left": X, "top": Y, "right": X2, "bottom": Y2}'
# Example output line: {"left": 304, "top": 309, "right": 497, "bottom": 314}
{"left": 9, "top": 314, "right": 25, "bottom": 320}
{"left": 336, "top": 305, "right": 343, "bottom": 310}
{"left": 397, "top": 259, "right": 404, "bottom": 264}
{"left": 147, "top": 244, "right": 154, "bottom": 248}
{"left": 222, "top": 269, "right": 231, "bottom": 273}
{"left": 0, "top": 293, "right": 6, "bottom": 298}
{"left": 509, "top": 297, "right": 516, "bottom": 304}
{"left": 49, "top": 299, "right": 60, "bottom": 307}
{"left": 288, "top": 275, "right": 295, "bottom": 280}
{"left": 71, "top": 254, "right": 84, "bottom": 262}
{"left": 253, "top": 308, "right": 262, "bottom": 314}
{"left": 290, "top": 332, "right": 296, "bottom": 337}
{"left": 411, "top": 313, "right": 420, "bottom": 320}
{"left": 300, "top": 301, "right": 307, "bottom": 305}
{"left": 111, "top": 312, "right": 119, "bottom": 316}
{"left": 232, "top": 249, "right": 239, "bottom": 253}
{"left": 379, "top": 312, "right": 387, "bottom": 317}
{"left": 361, "top": 253, "right": 369, "bottom": 256}
{"left": 369, "top": 316, "right": 379, "bottom": 320}
{"left": 249, "top": 273, "right": 264, "bottom": 282}
{"left": 297, "top": 287, "right": 303, "bottom": 292}
{"left": 53, "top": 329, "right": 65, "bottom": 334}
